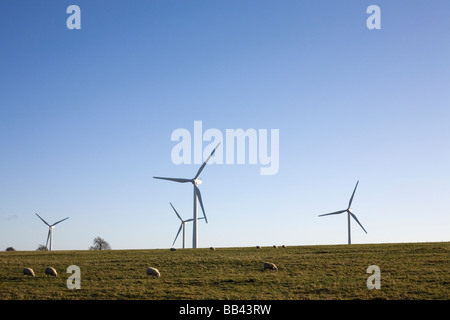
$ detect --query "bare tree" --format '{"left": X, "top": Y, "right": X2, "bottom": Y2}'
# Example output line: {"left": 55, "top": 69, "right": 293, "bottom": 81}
{"left": 36, "top": 244, "right": 48, "bottom": 251}
{"left": 89, "top": 236, "right": 111, "bottom": 250}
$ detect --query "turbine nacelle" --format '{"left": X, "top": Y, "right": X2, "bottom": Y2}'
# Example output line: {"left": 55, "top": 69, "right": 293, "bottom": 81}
{"left": 194, "top": 179, "right": 202, "bottom": 186}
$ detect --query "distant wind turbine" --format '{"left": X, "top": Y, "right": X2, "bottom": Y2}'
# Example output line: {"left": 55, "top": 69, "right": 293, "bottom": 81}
{"left": 318, "top": 180, "right": 367, "bottom": 244}
{"left": 154, "top": 143, "right": 220, "bottom": 248}
{"left": 169, "top": 202, "right": 205, "bottom": 248}
{"left": 35, "top": 213, "right": 69, "bottom": 251}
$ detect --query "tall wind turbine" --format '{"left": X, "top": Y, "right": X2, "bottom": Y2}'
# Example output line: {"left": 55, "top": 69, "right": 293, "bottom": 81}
{"left": 154, "top": 143, "right": 220, "bottom": 248}
{"left": 318, "top": 181, "right": 367, "bottom": 244}
{"left": 35, "top": 213, "right": 69, "bottom": 251}
{"left": 169, "top": 202, "right": 205, "bottom": 249}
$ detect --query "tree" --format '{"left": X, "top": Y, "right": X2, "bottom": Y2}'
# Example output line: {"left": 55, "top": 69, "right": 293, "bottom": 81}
{"left": 5, "top": 247, "right": 15, "bottom": 251}
{"left": 36, "top": 244, "right": 48, "bottom": 251}
{"left": 89, "top": 237, "right": 111, "bottom": 250}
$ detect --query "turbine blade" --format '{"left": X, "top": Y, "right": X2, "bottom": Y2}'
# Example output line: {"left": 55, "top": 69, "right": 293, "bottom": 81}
{"left": 194, "top": 185, "right": 208, "bottom": 223}
{"left": 46, "top": 229, "right": 51, "bottom": 248}
{"left": 348, "top": 180, "right": 359, "bottom": 209}
{"left": 52, "top": 217, "right": 69, "bottom": 226}
{"left": 194, "top": 143, "right": 221, "bottom": 180}
{"left": 173, "top": 224, "right": 183, "bottom": 246}
{"left": 153, "top": 177, "right": 192, "bottom": 183}
{"left": 318, "top": 209, "right": 346, "bottom": 217}
{"left": 169, "top": 202, "right": 183, "bottom": 221}
{"left": 349, "top": 212, "right": 368, "bottom": 234}
{"left": 185, "top": 217, "right": 205, "bottom": 223}
{"left": 36, "top": 213, "right": 50, "bottom": 226}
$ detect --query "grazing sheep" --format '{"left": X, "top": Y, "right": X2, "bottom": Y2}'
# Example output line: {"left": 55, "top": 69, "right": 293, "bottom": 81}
{"left": 23, "top": 267, "right": 35, "bottom": 277}
{"left": 170, "top": 247, "right": 177, "bottom": 251}
{"left": 45, "top": 267, "right": 57, "bottom": 277}
{"left": 263, "top": 262, "right": 278, "bottom": 271}
{"left": 146, "top": 267, "right": 160, "bottom": 278}
{"left": 256, "top": 245, "right": 261, "bottom": 249}
{"left": 210, "top": 247, "right": 215, "bottom": 251}
{"left": 282, "top": 245, "right": 287, "bottom": 248}
{"left": 273, "top": 245, "right": 278, "bottom": 248}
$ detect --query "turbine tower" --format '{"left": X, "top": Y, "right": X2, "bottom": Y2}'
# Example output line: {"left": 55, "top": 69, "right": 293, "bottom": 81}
{"left": 318, "top": 180, "right": 367, "bottom": 244}
{"left": 169, "top": 202, "right": 205, "bottom": 248}
{"left": 35, "top": 213, "right": 69, "bottom": 251}
{"left": 154, "top": 143, "right": 219, "bottom": 248}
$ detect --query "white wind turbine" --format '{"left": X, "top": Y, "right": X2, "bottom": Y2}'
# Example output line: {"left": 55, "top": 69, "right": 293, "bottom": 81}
{"left": 154, "top": 143, "right": 220, "bottom": 248}
{"left": 169, "top": 202, "right": 205, "bottom": 249}
{"left": 318, "top": 180, "right": 367, "bottom": 244}
{"left": 35, "top": 213, "right": 69, "bottom": 251}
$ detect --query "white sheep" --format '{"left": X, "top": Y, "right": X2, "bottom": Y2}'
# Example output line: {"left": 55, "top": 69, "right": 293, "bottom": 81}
{"left": 282, "top": 245, "right": 287, "bottom": 248}
{"left": 210, "top": 247, "right": 215, "bottom": 250}
{"left": 45, "top": 267, "right": 58, "bottom": 277}
{"left": 256, "top": 245, "right": 261, "bottom": 249}
{"left": 263, "top": 262, "right": 278, "bottom": 271}
{"left": 273, "top": 245, "right": 278, "bottom": 248}
{"left": 23, "top": 267, "right": 35, "bottom": 277}
{"left": 146, "top": 267, "right": 160, "bottom": 278}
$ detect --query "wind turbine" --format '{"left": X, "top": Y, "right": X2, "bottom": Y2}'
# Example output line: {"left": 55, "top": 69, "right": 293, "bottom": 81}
{"left": 169, "top": 202, "right": 205, "bottom": 248}
{"left": 35, "top": 213, "right": 69, "bottom": 251}
{"left": 318, "top": 180, "right": 367, "bottom": 244}
{"left": 154, "top": 143, "right": 220, "bottom": 248}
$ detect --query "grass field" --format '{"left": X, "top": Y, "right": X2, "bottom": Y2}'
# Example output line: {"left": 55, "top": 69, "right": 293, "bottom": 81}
{"left": 0, "top": 242, "right": 448, "bottom": 300}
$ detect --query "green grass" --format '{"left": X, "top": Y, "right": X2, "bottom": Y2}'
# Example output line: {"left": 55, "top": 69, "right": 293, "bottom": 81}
{"left": 0, "top": 242, "right": 448, "bottom": 300}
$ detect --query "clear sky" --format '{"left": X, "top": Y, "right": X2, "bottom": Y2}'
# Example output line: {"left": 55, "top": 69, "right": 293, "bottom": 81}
{"left": 1, "top": 0, "right": 449, "bottom": 250}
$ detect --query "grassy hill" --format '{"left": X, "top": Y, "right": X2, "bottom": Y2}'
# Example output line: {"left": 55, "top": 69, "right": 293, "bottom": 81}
{"left": 0, "top": 242, "right": 448, "bottom": 300}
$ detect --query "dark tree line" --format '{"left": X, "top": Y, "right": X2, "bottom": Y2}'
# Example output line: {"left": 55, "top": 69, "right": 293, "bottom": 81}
{"left": 5, "top": 237, "right": 112, "bottom": 251}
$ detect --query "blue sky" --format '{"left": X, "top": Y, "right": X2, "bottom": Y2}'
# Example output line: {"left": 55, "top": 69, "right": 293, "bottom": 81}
{"left": 1, "top": 1, "right": 449, "bottom": 250}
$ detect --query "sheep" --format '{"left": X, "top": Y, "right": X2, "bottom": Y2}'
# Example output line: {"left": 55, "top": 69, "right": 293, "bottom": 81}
{"left": 256, "top": 246, "right": 261, "bottom": 249}
{"left": 146, "top": 267, "right": 160, "bottom": 278}
{"left": 170, "top": 247, "right": 177, "bottom": 252}
{"left": 45, "top": 267, "right": 57, "bottom": 277}
{"left": 210, "top": 247, "right": 215, "bottom": 251}
{"left": 263, "top": 262, "right": 278, "bottom": 271}
{"left": 23, "top": 267, "right": 35, "bottom": 277}
{"left": 273, "top": 245, "right": 278, "bottom": 248}
{"left": 282, "top": 245, "right": 287, "bottom": 248}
